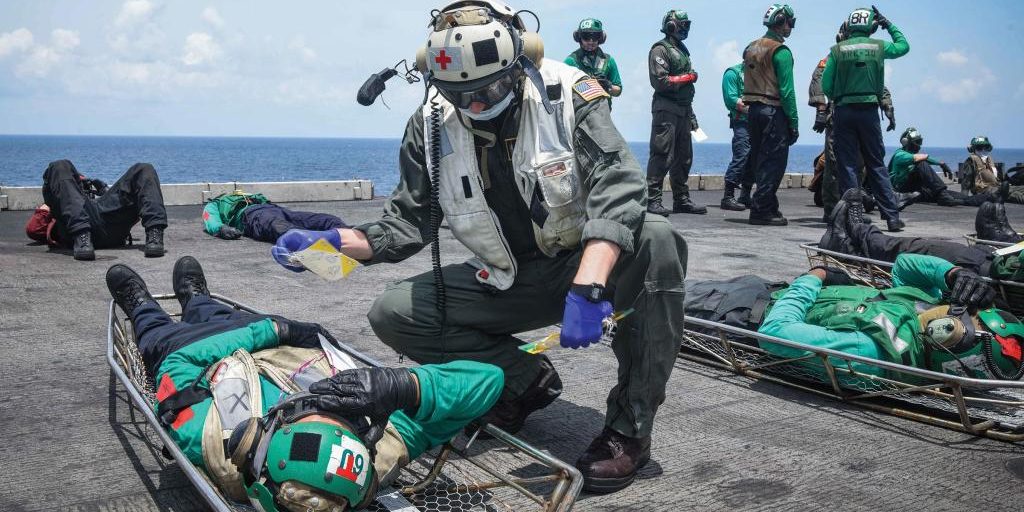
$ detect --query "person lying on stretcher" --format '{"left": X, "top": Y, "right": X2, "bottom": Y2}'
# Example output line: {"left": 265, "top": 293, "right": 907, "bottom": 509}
{"left": 685, "top": 253, "right": 1024, "bottom": 381}
{"left": 106, "top": 256, "right": 503, "bottom": 512}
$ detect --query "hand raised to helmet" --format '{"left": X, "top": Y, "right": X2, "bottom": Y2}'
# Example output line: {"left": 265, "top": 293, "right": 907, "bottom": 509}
{"left": 871, "top": 5, "right": 891, "bottom": 29}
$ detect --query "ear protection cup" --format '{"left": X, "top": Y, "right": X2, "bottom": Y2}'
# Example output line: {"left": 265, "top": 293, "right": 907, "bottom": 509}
{"left": 521, "top": 31, "right": 544, "bottom": 66}
{"left": 572, "top": 30, "right": 580, "bottom": 43}
{"left": 227, "top": 417, "right": 264, "bottom": 483}
{"left": 415, "top": 46, "right": 428, "bottom": 74}
{"left": 598, "top": 31, "right": 606, "bottom": 44}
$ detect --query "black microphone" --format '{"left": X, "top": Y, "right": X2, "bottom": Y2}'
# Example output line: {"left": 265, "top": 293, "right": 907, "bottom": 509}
{"left": 357, "top": 67, "right": 399, "bottom": 106}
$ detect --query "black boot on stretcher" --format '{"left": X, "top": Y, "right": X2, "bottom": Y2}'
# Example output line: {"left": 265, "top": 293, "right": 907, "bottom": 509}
{"left": 106, "top": 264, "right": 154, "bottom": 318}
{"left": 172, "top": 256, "right": 210, "bottom": 310}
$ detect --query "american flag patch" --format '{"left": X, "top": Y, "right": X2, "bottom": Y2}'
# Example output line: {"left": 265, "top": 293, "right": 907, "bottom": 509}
{"left": 572, "top": 78, "right": 609, "bottom": 102}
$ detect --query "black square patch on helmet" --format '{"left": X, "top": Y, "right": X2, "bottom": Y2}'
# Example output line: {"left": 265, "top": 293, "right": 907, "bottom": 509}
{"left": 473, "top": 39, "right": 500, "bottom": 67}
{"left": 289, "top": 432, "right": 322, "bottom": 462}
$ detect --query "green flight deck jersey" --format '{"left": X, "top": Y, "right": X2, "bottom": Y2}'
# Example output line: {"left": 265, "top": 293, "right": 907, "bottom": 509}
{"left": 721, "top": 63, "right": 746, "bottom": 122}
{"left": 202, "top": 193, "right": 270, "bottom": 235}
{"left": 565, "top": 48, "right": 622, "bottom": 89}
{"left": 822, "top": 24, "right": 909, "bottom": 106}
{"left": 888, "top": 148, "right": 940, "bottom": 190}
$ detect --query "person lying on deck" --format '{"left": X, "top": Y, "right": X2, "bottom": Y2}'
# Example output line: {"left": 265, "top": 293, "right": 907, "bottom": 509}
{"left": 684, "top": 253, "right": 1024, "bottom": 381}
{"left": 203, "top": 190, "right": 348, "bottom": 243}
{"left": 818, "top": 188, "right": 1024, "bottom": 284}
{"left": 106, "top": 255, "right": 502, "bottom": 512}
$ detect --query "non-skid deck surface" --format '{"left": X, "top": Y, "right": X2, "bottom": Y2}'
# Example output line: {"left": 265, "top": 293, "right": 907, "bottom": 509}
{"left": 2, "top": 189, "right": 1023, "bottom": 511}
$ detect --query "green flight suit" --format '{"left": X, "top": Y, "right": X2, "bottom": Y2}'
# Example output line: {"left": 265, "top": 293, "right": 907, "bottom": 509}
{"left": 565, "top": 48, "right": 622, "bottom": 104}
{"left": 647, "top": 37, "right": 698, "bottom": 206}
{"left": 356, "top": 84, "right": 688, "bottom": 439}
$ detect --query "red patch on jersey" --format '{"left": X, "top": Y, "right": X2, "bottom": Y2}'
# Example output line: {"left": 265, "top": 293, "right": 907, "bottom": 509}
{"left": 202, "top": 210, "right": 210, "bottom": 220}
{"left": 155, "top": 374, "right": 195, "bottom": 430}
{"left": 996, "top": 335, "right": 1022, "bottom": 364}
{"left": 817, "top": 58, "right": 827, "bottom": 68}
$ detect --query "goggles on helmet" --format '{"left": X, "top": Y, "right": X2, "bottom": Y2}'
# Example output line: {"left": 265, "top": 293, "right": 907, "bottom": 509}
{"left": 436, "top": 71, "right": 517, "bottom": 110}
{"left": 579, "top": 31, "right": 602, "bottom": 42}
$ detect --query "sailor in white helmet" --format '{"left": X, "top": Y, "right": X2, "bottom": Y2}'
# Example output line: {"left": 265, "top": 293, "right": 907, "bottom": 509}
{"left": 273, "top": 0, "right": 689, "bottom": 493}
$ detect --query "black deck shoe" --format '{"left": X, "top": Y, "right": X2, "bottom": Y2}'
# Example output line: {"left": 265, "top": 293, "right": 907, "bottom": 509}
{"left": 469, "top": 355, "right": 562, "bottom": 437}
{"left": 897, "top": 191, "right": 921, "bottom": 210}
{"left": 862, "top": 193, "right": 876, "bottom": 214}
{"left": 748, "top": 214, "right": 788, "bottom": 226}
{"left": 987, "top": 202, "right": 1024, "bottom": 243}
{"left": 106, "top": 264, "right": 153, "bottom": 318}
{"left": 720, "top": 196, "right": 747, "bottom": 211}
{"left": 73, "top": 231, "right": 95, "bottom": 261}
{"left": 886, "top": 218, "right": 905, "bottom": 232}
{"left": 144, "top": 227, "right": 165, "bottom": 257}
{"left": 576, "top": 427, "right": 651, "bottom": 494}
{"left": 172, "top": 256, "right": 210, "bottom": 310}
{"left": 820, "top": 199, "right": 853, "bottom": 253}
{"left": 673, "top": 198, "right": 708, "bottom": 215}
{"left": 646, "top": 200, "right": 672, "bottom": 217}
{"left": 737, "top": 186, "right": 752, "bottom": 207}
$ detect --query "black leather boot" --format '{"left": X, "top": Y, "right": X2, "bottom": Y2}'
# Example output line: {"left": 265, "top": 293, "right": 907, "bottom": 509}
{"left": 73, "top": 231, "right": 95, "bottom": 261}
{"left": 673, "top": 197, "right": 708, "bottom": 214}
{"left": 144, "top": 227, "right": 165, "bottom": 257}
{"left": 576, "top": 427, "right": 651, "bottom": 494}
{"left": 646, "top": 199, "right": 673, "bottom": 217}
{"left": 172, "top": 256, "right": 210, "bottom": 310}
{"left": 720, "top": 185, "right": 747, "bottom": 211}
{"left": 737, "top": 185, "right": 752, "bottom": 207}
{"left": 471, "top": 355, "right": 562, "bottom": 436}
{"left": 106, "top": 264, "right": 154, "bottom": 318}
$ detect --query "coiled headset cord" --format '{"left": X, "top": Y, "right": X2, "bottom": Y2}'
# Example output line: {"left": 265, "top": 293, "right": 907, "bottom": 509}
{"left": 428, "top": 98, "right": 448, "bottom": 359}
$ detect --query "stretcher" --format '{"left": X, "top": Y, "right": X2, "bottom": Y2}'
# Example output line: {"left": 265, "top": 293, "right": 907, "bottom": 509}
{"left": 108, "top": 294, "right": 582, "bottom": 512}
{"left": 964, "top": 233, "right": 1020, "bottom": 249}
{"left": 679, "top": 316, "right": 1024, "bottom": 442}
{"left": 802, "top": 242, "right": 1024, "bottom": 317}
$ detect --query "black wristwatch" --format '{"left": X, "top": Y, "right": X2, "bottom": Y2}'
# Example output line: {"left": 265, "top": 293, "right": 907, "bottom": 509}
{"left": 571, "top": 283, "right": 606, "bottom": 303}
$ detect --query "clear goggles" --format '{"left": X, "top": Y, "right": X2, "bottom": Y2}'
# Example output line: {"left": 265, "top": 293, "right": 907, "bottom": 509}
{"left": 436, "top": 72, "right": 517, "bottom": 110}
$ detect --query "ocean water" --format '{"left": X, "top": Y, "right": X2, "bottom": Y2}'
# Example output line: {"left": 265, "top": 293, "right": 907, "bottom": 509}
{"left": 2, "top": 135, "right": 1023, "bottom": 195}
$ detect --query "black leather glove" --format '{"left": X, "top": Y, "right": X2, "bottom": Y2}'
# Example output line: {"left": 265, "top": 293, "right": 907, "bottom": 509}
{"left": 812, "top": 109, "right": 828, "bottom": 133}
{"left": 883, "top": 106, "right": 896, "bottom": 132}
{"left": 689, "top": 114, "right": 699, "bottom": 131}
{"left": 946, "top": 267, "right": 996, "bottom": 309}
{"left": 871, "top": 5, "right": 891, "bottom": 29}
{"left": 309, "top": 367, "right": 419, "bottom": 445}
{"left": 597, "top": 77, "right": 613, "bottom": 92}
{"left": 275, "top": 318, "right": 336, "bottom": 348}
{"left": 787, "top": 127, "right": 799, "bottom": 146}
{"left": 216, "top": 225, "right": 243, "bottom": 240}
{"left": 811, "top": 265, "right": 853, "bottom": 287}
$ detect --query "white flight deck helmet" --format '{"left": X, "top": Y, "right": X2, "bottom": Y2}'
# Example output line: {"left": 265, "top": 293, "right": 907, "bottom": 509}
{"left": 415, "top": 0, "right": 546, "bottom": 119}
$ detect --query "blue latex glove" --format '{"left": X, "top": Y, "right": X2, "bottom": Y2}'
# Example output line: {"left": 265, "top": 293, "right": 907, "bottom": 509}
{"left": 560, "top": 291, "right": 614, "bottom": 349}
{"left": 271, "top": 228, "right": 343, "bottom": 273}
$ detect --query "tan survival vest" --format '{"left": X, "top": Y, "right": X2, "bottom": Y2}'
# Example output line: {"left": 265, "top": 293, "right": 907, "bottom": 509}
{"left": 742, "top": 38, "right": 784, "bottom": 107}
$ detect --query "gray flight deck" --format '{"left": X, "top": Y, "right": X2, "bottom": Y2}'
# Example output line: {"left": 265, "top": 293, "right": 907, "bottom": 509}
{"left": 2, "top": 189, "right": 1023, "bottom": 511}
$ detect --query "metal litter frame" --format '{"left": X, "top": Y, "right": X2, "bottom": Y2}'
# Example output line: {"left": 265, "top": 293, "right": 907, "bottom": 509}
{"left": 964, "top": 233, "right": 1020, "bottom": 249}
{"left": 802, "top": 243, "right": 1024, "bottom": 316}
{"left": 107, "top": 294, "right": 582, "bottom": 512}
{"left": 679, "top": 316, "right": 1024, "bottom": 442}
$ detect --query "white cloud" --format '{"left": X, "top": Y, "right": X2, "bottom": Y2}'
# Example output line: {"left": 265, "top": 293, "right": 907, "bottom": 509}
{"left": 201, "top": 7, "right": 224, "bottom": 29}
{"left": 922, "top": 66, "right": 995, "bottom": 104}
{"left": 288, "top": 36, "right": 316, "bottom": 64}
{"left": 51, "top": 29, "right": 80, "bottom": 52}
{"left": 115, "top": 0, "right": 157, "bottom": 29}
{"left": 0, "top": 28, "right": 34, "bottom": 58}
{"left": 936, "top": 50, "right": 968, "bottom": 66}
{"left": 710, "top": 40, "right": 741, "bottom": 73}
{"left": 182, "top": 32, "right": 222, "bottom": 66}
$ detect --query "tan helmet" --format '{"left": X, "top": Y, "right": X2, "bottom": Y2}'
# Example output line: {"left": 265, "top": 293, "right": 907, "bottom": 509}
{"left": 415, "top": 1, "right": 543, "bottom": 95}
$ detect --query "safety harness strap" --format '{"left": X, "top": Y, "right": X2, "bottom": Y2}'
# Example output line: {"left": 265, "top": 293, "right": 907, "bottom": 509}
{"left": 157, "top": 379, "right": 213, "bottom": 428}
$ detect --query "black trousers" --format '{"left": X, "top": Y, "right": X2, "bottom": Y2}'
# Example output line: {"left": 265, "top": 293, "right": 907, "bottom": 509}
{"left": 849, "top": 223, "right": 993, "bottom": 276}
{"left": 646, "top": 107, "right": 694, "bottom": 205}
{"left": 42, "top": 159, "right": 167, "bottom": 248}
{"left": 747, "top": 104, "right": 790, "bottom": 218}
{"left": 895, "top": 161, "right": 948, "bottom": 200}
{"left": 832, "top": 105, "right": 899, "bottom": 221}
{"left": 241, "top": 204, "right": 347, "bottom": 243}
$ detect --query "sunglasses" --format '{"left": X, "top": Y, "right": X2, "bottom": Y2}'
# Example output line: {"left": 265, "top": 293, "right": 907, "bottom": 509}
{"left": 579, "top": 32, "right": 601, "bottom": 42}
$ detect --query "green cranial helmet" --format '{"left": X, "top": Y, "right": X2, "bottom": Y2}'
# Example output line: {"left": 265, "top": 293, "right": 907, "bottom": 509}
{"left": 900, "top": 127, "right": 923, "bottom": 151}
{"left": 229, "top": 405, "right": 379, "bottom": 512}
{"left": 574, "top": 18, "right": 605, "bottom": 43}
{"left": 762, "top": 4, "right": 795, "bottom": 28}
{"left": 925, "top": 308, "right": 1024, "bottom": 380}
{"left": 971, "top": 135, "right": 993, "bottom": 152}
{"left": 846, "top": 7, "right": 877, "bottom": 34}
{"left": 661, "top": 10, "right": 690, "bottom": 35}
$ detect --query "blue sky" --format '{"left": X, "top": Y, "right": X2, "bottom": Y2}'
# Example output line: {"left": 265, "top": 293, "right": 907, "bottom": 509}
{"left": 0, "top": 0, "right": 1021, "bottom": 148}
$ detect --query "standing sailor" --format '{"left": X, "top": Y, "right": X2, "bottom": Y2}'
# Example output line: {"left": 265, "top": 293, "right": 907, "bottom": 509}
{"left": 822, "top": 6, "right": 909, "bottom": 231}
{"left": 646, "top": 9, "right": 707, "bottom": 216}
{"left": 742, "top": 3, "right": 798, "bottom": 226}
{"left": 721, "top": 62, "right": 753, "bottom": 211}
{"left": 565, "top": 18, "right": 622, "bottom": 101}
